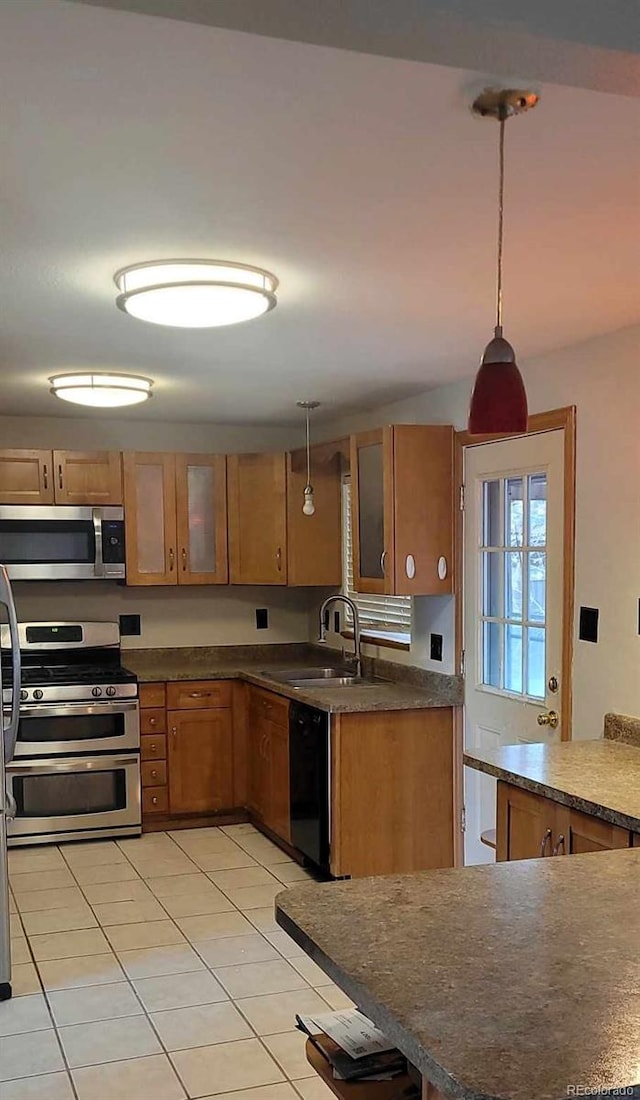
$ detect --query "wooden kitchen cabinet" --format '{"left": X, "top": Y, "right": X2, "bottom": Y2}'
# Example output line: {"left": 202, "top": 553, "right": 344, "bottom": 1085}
{"left": 52, "top": 451, "right": 122, "bottom": 504}
{"left": 247, "top": 685, "right": 290, "bottom": 841}
{"left": 123, "top": 452, "right": 227, "bottom": 586}
{"left": 330, "top": 708, "right": 454, "bottom": 878}
{"left": 350, "top": 425, "right": 453, "bottom": 596}
{"left": 0, "top": 448, "right": 121, "bottom": 505}
{"left": 286, "top": 443, "right": 343, "bottom": 587}
{"left": 168, "top": 708, "right": 234, "bottom": 814}
{"left": 227, "top": 452, "right": 288, "bottom": 583}
{"left": 497, "top": 781, "right": 633, "bottom": 861}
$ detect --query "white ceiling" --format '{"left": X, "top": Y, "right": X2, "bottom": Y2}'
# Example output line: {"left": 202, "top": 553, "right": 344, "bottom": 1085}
{"left": 1, "top": 0, "right": 638, "bottom": 424}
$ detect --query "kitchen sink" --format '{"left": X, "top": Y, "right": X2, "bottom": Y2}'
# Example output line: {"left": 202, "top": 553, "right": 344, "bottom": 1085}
{"left": 262, "top": 667, "right": 387, "bottom": 689}
{"left": 264, "top": 666, "right": 357, "bottom": 683}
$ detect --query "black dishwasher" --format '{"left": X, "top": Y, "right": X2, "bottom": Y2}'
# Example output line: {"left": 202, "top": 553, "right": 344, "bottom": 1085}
{"left": 289, "top": 702, "right": 330, "bottom": 873}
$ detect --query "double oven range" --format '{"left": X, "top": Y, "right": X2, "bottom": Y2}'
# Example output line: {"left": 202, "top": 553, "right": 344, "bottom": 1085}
{"left": 2, "top": 622, "right": 142, "bottom": 847}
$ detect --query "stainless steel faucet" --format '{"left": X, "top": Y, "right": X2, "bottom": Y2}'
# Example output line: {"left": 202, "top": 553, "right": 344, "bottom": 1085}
{"left": 318, "top": 594, "right": 362, "bottom": 678}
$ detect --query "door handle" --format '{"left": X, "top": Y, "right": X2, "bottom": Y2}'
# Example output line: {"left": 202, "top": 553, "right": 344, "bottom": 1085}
{"left": 168, "top": 548, "right": 175, "bottom": 572}
{"left": 539, "top": 828, "right": 552, "bottom": 857}
{"left": 537, "top": 710, "right": 559, "bottom": 729}
{"left": 181, "top": 547, "right": 187, "bottom": 571}
{"left": 380, "top": 550, "right": 387, "bottom": 574}
{"left": 552, "top": 835, "right": 565, "bottom": 856}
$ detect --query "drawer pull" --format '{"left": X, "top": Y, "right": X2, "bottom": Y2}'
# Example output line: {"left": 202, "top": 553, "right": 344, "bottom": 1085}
{"left": 43, "top": 464, "right": 48, "bottom": 490}
{"left": 189, "top": 691, "right": 211, "bottom": 698}
{"left": 149, "top": 717, "right": 156, "bottom": 727}
{"left": 150, "top": 742, "right": 157, "bottom": 752}
{"left": 58, "top": 464, "right": 63, "bottom": 490}
{"left": 150, "top": 769, "right": 158, "bottom": 779}
{"left": 151, "top": 796, "right": 158, "bottom": 806}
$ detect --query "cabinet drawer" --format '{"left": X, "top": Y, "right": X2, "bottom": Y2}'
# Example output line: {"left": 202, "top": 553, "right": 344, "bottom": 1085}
{"left": 141, "top": 760, "right": 167, "bottom": 788}
{"left": 166, "top": 680, "right": 232, "bottom": 710}
{"left": 143, "top": 786, "right": 169, "bottom": 814}
{"left": 249, "top": 686, "right": 289, "bottom": 728}
{"left": 139, "top": 683, "right": 166, "bottom": 708}
{"left": 141, "top": 709, "right": 166, "bottom": 734}
{"left": 141, "top": 734, "right": 167, "bottom": 761}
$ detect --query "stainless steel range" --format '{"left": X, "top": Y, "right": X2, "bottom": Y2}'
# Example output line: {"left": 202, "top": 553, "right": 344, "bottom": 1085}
{"left": 2, "top": 621, "right": 141, "bottom": 847}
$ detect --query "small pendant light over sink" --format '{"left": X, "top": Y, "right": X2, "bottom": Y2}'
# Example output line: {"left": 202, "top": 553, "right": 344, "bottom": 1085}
{"left": 297, "top": 401, "right": 320, "bottom": 516}
{"left": 468, "top": 88, "right": 539, "bottom": 435}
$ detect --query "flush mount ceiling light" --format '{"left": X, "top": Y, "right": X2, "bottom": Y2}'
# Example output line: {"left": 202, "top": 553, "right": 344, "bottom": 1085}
{"left": 49, "top": 373, "right": 153, "bottom": 408}
{"left": 114, "top": 260, "right": 278, "bottom": 328}
{"left": 468, "top": 88, "right": 539, "bottom": 435}
{"left": 297, "top": 401, "right": 321, "bottom": 516}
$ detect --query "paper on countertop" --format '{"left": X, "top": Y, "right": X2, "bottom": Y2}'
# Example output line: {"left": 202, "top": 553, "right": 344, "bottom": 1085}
{"left": 297, "top": 1009, "right": 395, "bottom": 1059}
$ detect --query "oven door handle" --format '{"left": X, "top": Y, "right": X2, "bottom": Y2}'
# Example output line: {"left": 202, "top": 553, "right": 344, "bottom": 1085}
{"left": 8, "top": 755, "right": 139, "bottom": 774}
{"left": 0, "top": 563, "right": 22, "bottom": 765}
{"left": 18, "top": 701, "right": 140, "bottom": 719}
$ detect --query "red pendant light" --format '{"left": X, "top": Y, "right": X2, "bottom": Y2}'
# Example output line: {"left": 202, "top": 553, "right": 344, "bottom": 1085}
{"left": 468, "top": 89, "right": 539, "bottom": 435}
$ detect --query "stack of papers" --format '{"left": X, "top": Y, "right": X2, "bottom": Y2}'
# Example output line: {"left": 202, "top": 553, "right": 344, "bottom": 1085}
{"left": 296, "top": 1009, "right": 406, "bottom": 1082}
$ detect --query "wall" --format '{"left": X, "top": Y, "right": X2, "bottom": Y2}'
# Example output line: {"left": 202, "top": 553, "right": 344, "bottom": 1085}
{"left": 319, "top": 323, "right": 640, "bottom": 739}
{"left": 2, "top": 413, "right": 318, "bottom": 650}
{"left": 12, "top": 582, "right": 316, "bottom": 651}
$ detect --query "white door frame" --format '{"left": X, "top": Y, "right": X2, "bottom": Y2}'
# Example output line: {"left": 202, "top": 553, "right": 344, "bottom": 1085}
{"left": 452, "top": 406, "right": 577, "bottom": 866}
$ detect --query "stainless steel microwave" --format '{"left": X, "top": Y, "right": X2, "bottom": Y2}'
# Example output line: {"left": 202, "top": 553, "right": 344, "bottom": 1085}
{"left": 0, "top": 506, "right": 126, "bottom": 580}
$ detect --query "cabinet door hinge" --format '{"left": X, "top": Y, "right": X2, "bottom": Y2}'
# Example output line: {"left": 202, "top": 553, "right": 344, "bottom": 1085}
{"left": 459, "top": 484, "right": 465, "bottom": 511}
{"left": 461, "top": 806, "right": 467, "bottom": 833}
{"left": 459, "top": 648, "right": 466, "bottom": 677}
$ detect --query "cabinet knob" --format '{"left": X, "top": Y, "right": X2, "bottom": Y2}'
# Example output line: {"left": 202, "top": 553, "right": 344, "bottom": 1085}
{"left": 171, "top": 727, "right": 177, "bottom": 740}
{"left": 150, "top": 742, "right": 157, "bottom": 751}
{"left": 151, "top": 796, "right": 158, "bottom": 806}
{"left": 151, "top": 769, "right": 157, "bottom": 779}
{"left": 149, "top": 717, "right": 156, "bottom": 726}
{"left": 552, "top": 835, "right": 565, "bottom": 857}
{"left": 539, "top": 828, "right": 552, "bottom": 857}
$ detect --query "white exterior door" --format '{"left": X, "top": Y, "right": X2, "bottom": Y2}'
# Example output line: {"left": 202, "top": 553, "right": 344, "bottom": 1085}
{"left": 463, "top": 430, "right": 565, "bottom": 865}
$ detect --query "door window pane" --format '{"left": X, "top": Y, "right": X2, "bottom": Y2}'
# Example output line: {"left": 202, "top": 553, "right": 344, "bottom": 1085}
{"left": 187, "top": 465, "right": 215, "bottom": 574}
{"left": 482, "top": 621, "right": 501, "bottom": 688}
{"left": 505, "top": 624, "right": 523, "bottom": 693}
{"left": 482, "top": 480, "right": 501, "bottom": 546}
{"left": 505, "top": 478, "right": 524, "bottom": 546}
{"left": 505, "top": 551, "right": 523, "bottom": 620}
{"left": 527, "top": 626, "right": 546, "bottom": 698}
{"left": 482, "top": 552, "right": 500, "bottom": 617}
{"left": 528, "top": 474, "right": 547, "bottom": 546}
{"left": 528, "top": 551, "right": 546, "bottom": 623}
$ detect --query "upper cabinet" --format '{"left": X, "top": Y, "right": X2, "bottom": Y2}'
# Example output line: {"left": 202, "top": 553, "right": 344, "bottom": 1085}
{"left": 286, "top": 442, "right": 343, "bottom": 587}
{"left": 123, "top": 452, "right": 228, "bottom": 586}
{"left": 227, "top": 453, "right": 288, "bottom": 584}
{"left": 351, "top": 425, "right": 453, "bottom": 596}
{"left": 0, "top": 449, "right": 122, "bottom": 505}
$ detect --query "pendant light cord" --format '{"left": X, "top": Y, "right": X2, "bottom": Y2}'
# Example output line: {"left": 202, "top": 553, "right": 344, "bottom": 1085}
{"left": 495, "top": 110, "right": 506, "bottom": 336}
{"left": 305, "top": 408, "right": 311, "bottom": 488}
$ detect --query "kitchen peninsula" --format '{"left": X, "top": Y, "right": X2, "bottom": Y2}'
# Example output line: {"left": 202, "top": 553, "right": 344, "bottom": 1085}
{"left": 276, "top": 847, "right": 640, "bottom": 1100}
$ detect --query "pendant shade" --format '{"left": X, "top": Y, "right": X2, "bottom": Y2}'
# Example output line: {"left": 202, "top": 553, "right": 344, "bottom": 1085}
{"left": 468, "top": 330, "right": 528, "bottom": 434}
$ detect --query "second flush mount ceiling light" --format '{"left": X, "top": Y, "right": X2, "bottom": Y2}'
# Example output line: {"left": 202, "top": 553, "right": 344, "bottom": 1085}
{"left": 114, "top": 260, "right": 279, "bottom": 328}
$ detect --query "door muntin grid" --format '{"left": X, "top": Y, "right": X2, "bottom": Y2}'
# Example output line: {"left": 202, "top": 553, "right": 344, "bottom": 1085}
{"left": 479, "top": 472, "right": 547, "bottom": 699}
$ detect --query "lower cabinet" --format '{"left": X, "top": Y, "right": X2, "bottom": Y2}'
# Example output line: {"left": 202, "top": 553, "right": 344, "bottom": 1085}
{"left": 168, "top": 708, "right": 233, "bottom": 815}
{"left": 497, "top": 781, "right": 632, "bottom": 860}
{"left": 247, "top": 687, "right": 291, "bottom": 843}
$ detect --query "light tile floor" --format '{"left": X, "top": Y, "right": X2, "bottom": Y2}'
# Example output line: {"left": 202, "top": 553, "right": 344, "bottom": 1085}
{"left": 2, "top": 825, "right": 354, "bottom": 1099}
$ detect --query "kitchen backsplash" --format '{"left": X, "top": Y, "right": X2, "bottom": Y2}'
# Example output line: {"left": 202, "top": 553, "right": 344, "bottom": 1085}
{"left": 11, "top": 582, "right": 318, "bottom": 650}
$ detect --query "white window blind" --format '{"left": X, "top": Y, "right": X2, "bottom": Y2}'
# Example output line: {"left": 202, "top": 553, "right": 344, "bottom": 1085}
{"left": 342, "top": 480, "right": 412, "bottom": 636}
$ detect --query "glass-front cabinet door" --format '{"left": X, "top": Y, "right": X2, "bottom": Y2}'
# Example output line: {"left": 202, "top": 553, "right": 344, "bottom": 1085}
{"left": 350, "top": 428, "right": 393, "bottom": 594}
{"left": 175, "top": 454, "right": 228, "bottom": 584}
{"left": 123, "top": 452, "right": 178, "bottom": 585}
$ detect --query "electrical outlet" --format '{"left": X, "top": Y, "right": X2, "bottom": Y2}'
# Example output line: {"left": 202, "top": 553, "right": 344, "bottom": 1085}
{"left": 256, "top": 608, "right": 269, "bottom": 630}
{"left": 579, "top": 606, "right": 599, "bottom": 643}
{"left": 119, "top": 614, "right": 140, "bottom": 637}
{"left": 430, "top": 633, "right": 443, "bottom": 661}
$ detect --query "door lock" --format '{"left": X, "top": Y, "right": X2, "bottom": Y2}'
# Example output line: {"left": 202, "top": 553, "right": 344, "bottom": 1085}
{"left": 537, "top": 710, "right": 559, "bottom": 730}
{"left": 548, "top": 675, "right": 559, "bottom": 694}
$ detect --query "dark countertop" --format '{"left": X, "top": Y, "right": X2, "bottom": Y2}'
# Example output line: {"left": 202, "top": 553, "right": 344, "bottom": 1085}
{"left": 276, "top": 849, "right": 640, "bottom": 1100}
{"left": 123, "top": 644, "right": 462, "bottom": 714}
{"left": 464, "top": 739, "right": 640, "bottom": 832}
